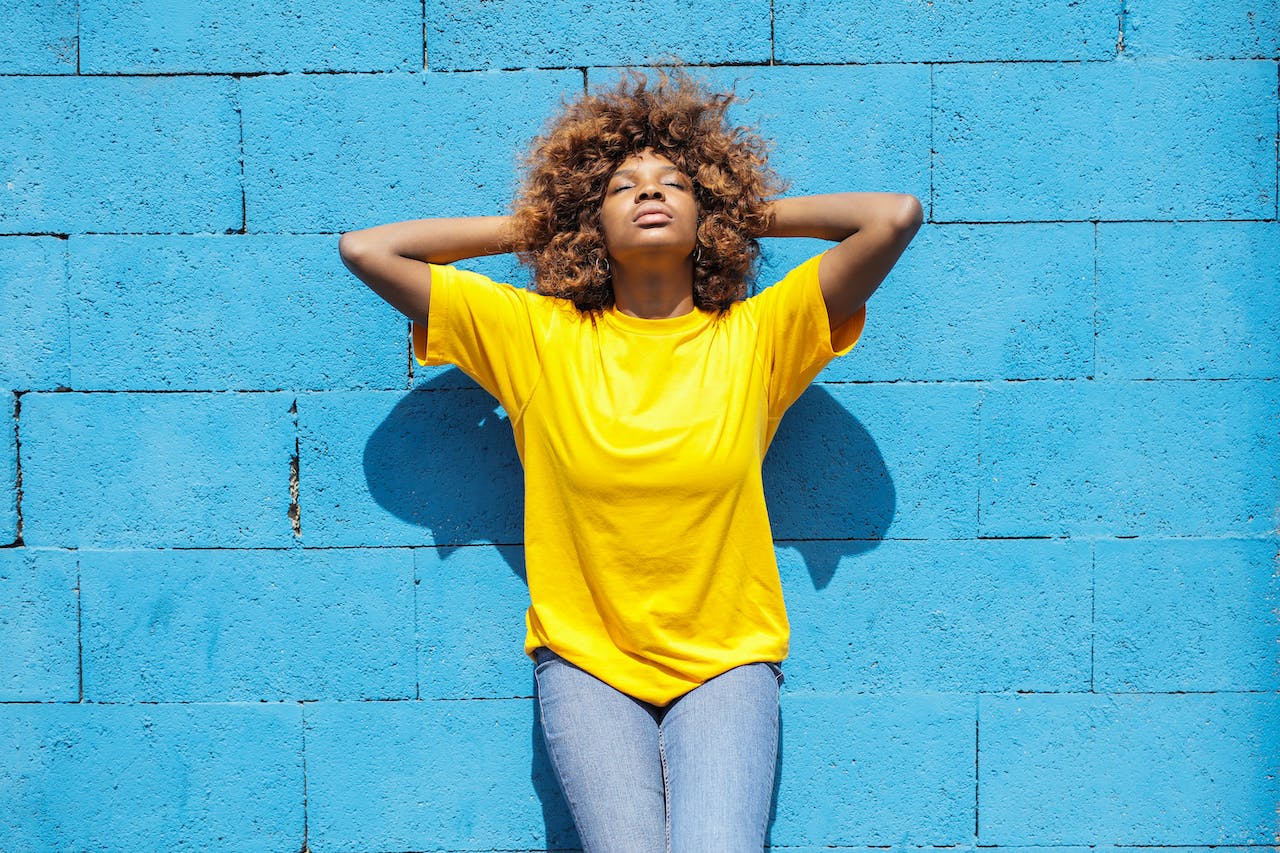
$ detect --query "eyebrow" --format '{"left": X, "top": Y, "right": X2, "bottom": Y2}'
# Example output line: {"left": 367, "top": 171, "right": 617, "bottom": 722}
{"left": 611, "top": 166, "right": 680, "bottom": 179}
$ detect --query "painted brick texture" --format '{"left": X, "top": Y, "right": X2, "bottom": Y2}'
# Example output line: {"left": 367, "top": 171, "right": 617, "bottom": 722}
{"left": 0, "top": 76, "right": 242, "bottom": 233}
{"left": 79, "top": 0, "right": 421, "bottom": 73}
{"left": 1, "top": 2, "right": 1276, "bottom": 852}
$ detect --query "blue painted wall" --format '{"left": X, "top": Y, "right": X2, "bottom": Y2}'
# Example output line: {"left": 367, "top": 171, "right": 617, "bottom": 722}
{"left": 1, "top": 2, "right": 1277, "bottom": 851}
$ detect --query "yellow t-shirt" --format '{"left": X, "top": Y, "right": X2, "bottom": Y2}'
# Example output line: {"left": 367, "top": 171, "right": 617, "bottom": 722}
{"left": 413, "top": 253, "right": 865, "bottom": 705}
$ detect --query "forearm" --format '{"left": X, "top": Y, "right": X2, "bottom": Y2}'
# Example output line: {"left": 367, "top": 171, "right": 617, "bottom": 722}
{"left": 762, "top": 193, "right": 922, "bottom": 241}
{"left": 337, "top": 215, "right": 515, "bottom": 328}
{"left": 339, "top": 215, "right": 514, "bottom": 265}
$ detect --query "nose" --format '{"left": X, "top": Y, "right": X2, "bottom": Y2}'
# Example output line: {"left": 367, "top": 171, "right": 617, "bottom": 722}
{"left": 635, "top": 175, "right": 665, "bottom": 201}
{"left": 636, "top": 185, "right": 664, "bottom": 201}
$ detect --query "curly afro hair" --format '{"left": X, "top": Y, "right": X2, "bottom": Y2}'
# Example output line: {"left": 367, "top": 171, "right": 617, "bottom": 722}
{"left": 508, "top": 67, "right": 784, "bottom": 314}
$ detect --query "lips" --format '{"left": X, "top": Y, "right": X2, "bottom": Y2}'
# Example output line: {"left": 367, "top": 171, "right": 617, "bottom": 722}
{"left": 632, "top": 203, "right": 673, "bottom": 226}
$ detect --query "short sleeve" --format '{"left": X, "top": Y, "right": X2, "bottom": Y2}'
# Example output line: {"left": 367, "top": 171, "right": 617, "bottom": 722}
{"left": 748, "top": 252, "right": 867, "bottom": 421}
{"left": 411, "top": 263, "right": 548, "bottom": 416}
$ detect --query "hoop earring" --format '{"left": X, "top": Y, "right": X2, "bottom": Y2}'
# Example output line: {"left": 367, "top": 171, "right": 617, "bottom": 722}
{"left": 693, "top": 245, "right": 703, "bottom": 265}
{"left": 595, "top": 254, "right": 610, "bottom": 277}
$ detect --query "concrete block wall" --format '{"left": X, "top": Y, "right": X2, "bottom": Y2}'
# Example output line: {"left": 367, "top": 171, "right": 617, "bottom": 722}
{"left": 1, "top": 2, "right": 1276, "bottom": 851}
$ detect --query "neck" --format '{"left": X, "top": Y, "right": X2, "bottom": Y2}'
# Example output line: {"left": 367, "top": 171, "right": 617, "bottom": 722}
{"left": 610, "top": 255, "right": 696, "bottom": 319}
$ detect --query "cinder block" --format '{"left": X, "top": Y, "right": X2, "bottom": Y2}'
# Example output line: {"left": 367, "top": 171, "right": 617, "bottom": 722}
{"left": 0, "top": 237, "right": 69, "bottom": 391}
{"left": 242, "top": 70, "right": 581, "bottom": 233}
{"left": 765, "top": 383, "right": 981, "bottom": 540}
{"left": 686, "top": 64, "right": 930, "bottom": 202}
{"left": 80, "top": 0, "right": 418, "bottom": 73}
{"left": 776, "top": 0, "right": 1114, "bottom": 62}
{"left": 0, "top": 77, "right": 241, "bottom": 234}
{"left": 20, "top": 392, "right": 294, "bottom": 548}
{"left": 298, "top": 389, "right": 523, "bottom": 547}
{"left": 979, "top": 692, "right": 1280, "bottom": 843}
{"left": 934, "top": 61, "right": 1276, "bottom": 221}
{"left": 0, "top": 2, "right": 75, "bottom": 76}
{"left": 1097, "top": 222, "right": 1280, "bottom": 379}
{"left": 771, "top": 694, "right": 974, "bottom": 845}
{"left": 1124, "top": 0, "right": 1280, "bottom": 57}
{"left": 979, "top": 379, "right": 1279, "bottom": 537}
{"left": 80, "top": 548, "right": 414, "bottom": 702}
{"left": 2, "top": 392, "right": 14, "bottom": 544}
{"left": 305, "top": 697, "right": 568, "bottom": 851}
{"left": 428, "top": 0, "right": 769, "bottom": 69}
{"left": 0, "top": 549, "right": 77, "bottom": 702}
{"left": 780, "top": 538, "right": 1091, "bottom": 693}
{"left": 68, "top": 235, "right": 405, "bottom": 391}
{"left": 0, "top": 702, "right": 302, "bottom": 852}
{"left": 417, "top": 545, "right": 535, "bottom": 699}
{"left": 785, "top": 223, "right": 1091, "bottom": 382}
{"left": 1095, "top": 537, "right": 1280, "bottom": 692}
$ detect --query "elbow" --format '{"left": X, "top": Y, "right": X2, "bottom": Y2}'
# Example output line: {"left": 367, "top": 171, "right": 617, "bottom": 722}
{"left": 892, "top": 194, "right": 924, "bottom": 233}
{"left": 338, "top": 230, "right": 368, "bottom": 264}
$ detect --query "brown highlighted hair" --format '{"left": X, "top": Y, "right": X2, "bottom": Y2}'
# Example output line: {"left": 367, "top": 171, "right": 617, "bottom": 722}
{"left": 509, "top": 67, "right": 784, "bottom": 313}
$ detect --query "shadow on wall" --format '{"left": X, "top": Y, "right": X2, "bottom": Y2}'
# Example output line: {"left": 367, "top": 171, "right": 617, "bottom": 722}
{"left": 764, "top": 385, "right": 895, "bottom": 586}
{"left": 362, "top": 373, "right": 527, "bottom": 574}
{"left": 361, "top": 368, "right": 895, "bottom": 849}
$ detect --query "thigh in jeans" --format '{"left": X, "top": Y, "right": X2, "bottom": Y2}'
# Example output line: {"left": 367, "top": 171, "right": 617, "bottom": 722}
{"left": 533, "top": 647, "right": 667, "bottom": 853}
{"left": 659, "top": 660, "right": 782, "bottom": 853}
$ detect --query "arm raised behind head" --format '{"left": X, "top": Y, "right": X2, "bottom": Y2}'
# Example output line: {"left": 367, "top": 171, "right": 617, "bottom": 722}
{"left": 762, "top": 193, "right": 923, "bottom": 334}
{"left": 337, "top": 215, "right": 514, "bottom": 326}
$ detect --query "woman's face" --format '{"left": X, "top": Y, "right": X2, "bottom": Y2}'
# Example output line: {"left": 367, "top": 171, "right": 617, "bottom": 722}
{"left": 599, "top": 149, "right": 699, "bottom": 265}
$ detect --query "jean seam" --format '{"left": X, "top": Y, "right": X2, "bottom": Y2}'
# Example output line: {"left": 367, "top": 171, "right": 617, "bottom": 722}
{"left": 657, "top": 725, "right": 671, "bottom": 853}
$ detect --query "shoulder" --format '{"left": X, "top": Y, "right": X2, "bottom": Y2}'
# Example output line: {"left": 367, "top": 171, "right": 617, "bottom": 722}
{"left": 433, "top": 263, "right": 574, "bottom": 316}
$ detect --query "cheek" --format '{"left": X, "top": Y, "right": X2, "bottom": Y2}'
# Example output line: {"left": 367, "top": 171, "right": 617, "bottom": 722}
{"left": 599, "top": 209, "right": 621, "bottom": 244}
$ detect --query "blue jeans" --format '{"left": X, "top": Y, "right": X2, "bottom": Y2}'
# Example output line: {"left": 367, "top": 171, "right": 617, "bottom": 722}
{"left": 533, "top": 647, "right": 783, "bottom": 852}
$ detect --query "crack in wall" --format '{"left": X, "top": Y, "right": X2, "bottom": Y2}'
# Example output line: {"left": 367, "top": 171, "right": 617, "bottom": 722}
{"left": 233, "top": 75, "right": 247, "bottom": 235}
{"left": 76, "top": 554, "right": 83, "bottom": 702}
{"left": 299, "top": 700, "right": 310, "bottom": 853}
{"left": 975, "top": 389, "right": 983, "bottom": 535}
{"left": 929, "top": 63, "right": 936, "bottom": 223}
{"left": 1092, "top": 221, "right": 1099, "bottom": 379}
{"left": 13, "top": 392, "right": 24, "bottom": 546}
{"left": 412, "top": 550, "right": 421, "bottom": 701}
{"left": 1090, "top": 541, "right": 1097, "bottom": 693}
{"left": 974, "top": 711, "right": 980, "bottom": 838}
{"left": 289, "top": 399, "right": 301, "bottom": 538}
{"left": 769, "top": 0, "right": 776, "bottom": 65}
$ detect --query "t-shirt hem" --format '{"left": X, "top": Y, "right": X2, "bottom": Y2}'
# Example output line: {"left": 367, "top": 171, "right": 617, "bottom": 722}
{"left": 829, "top": 302, "right": 867, "bottom": 356}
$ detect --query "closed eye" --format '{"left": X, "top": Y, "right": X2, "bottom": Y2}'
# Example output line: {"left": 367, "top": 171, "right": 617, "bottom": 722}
{"left": 608, "top": 180, "right": 687, "bottom": 194}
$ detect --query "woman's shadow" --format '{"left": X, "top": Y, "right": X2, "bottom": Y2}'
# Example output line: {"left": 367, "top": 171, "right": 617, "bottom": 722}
{"left": 363, "top": 368, "right": 895, "bottom": 849}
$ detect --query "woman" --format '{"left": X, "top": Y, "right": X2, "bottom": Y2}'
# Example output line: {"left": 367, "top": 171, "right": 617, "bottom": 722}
{"left": 339, "top": 68, "right": 921, "bottom": 852}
